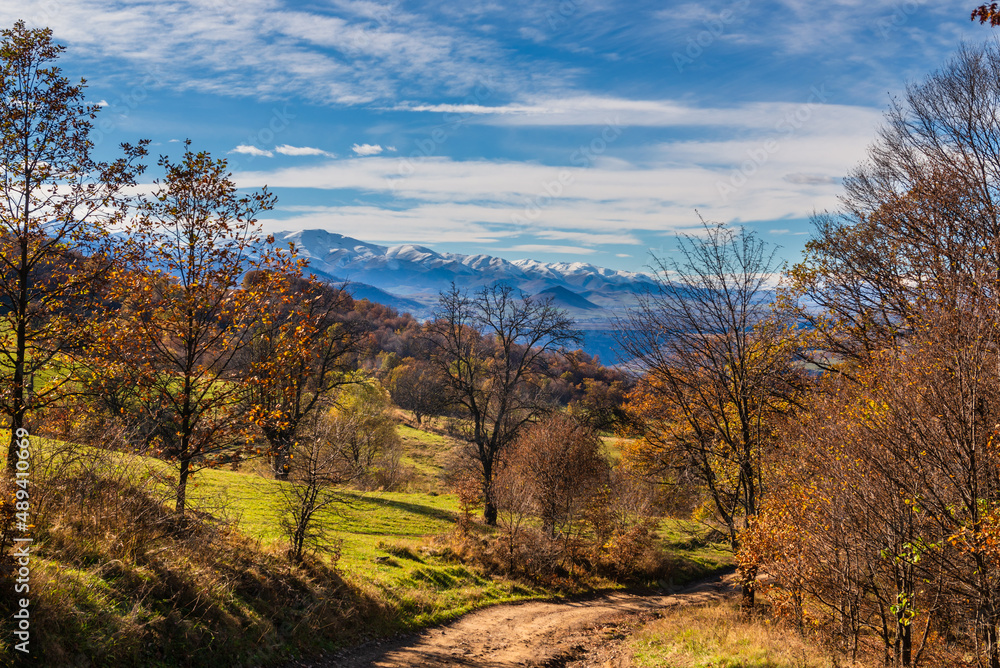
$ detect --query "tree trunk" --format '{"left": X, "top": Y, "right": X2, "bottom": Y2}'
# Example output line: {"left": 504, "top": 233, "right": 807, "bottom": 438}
{"left": 5, "top": 407, "right": 24, "bottom": 477}
{"left": 6, "top": 362, "right": 25, "bottom": 477}
{"left": 484, "top": 500, "right": 498, "bottom": 526}
{"left": 987, "top": 617, "right": 1000, "bottom": 668}
{"left": 740, "top": 564, "right": 757, "bottom": 612}
{"left": 272, "top": 437, "right": 292, "bottom": 480}
{"left": 7, "top": 243, "right": 29, "bottom": 478}
{"left": 901, "top": 621, "right": 912, "bottom": 668}
{"left": 176, "top": 457, "right": 189, "bottom": 518}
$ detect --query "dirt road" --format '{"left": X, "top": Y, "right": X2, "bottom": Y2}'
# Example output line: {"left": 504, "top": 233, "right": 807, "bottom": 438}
{"left": 320, "top": 574, "right": 734, "bottom": 668}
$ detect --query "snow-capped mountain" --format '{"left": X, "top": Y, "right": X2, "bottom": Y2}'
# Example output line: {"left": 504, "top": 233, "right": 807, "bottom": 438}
{"left": 272, "top": 229, "right": 656, "bottom": 323}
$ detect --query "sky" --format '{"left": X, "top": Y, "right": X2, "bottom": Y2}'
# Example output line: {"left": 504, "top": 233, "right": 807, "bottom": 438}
{"left": 1, "top": 0, "right": 990, "bottom": 272}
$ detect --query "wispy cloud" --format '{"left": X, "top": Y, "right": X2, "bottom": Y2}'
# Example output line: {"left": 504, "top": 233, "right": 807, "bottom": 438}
{"left": 352, "top": 143, "right": 385, "bottom": 156}
{"left": 231, "top": 145, "right": 273, "bottom": 157}
{"left": 275, "top": 144, "right": 335, "bottom": 157}
{"left": 237, "top": 94, "right": 879, "bottom": 249}
{"left": 2, "top": 0, "right": 532, "bottom": 105}
{"left": 387, "top": 95, "right": 878, "bottom": 129}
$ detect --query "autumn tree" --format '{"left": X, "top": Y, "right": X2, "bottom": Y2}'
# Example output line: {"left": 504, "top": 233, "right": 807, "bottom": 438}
{"left": 97, "top": 143, "right": 289, "bottom": 517}
{"left": 569, "top": 377, "right": 630, "bottom": 433}
{"left": 242, "top": 274, "right": 366, "bottom": 479}
{"left": 387, "top": 358, "right": 447, "bottom": 425}
{"left": 0, "top": 21, "right": 146, "bottom": 475}
{"left": 759, "top": 44, "right": 1000, "bottom": 665}
{"left": 322, "top": 379, "right": 403, "bottom": 489}
{"left": 972, "top": 3, "right": 1000, "bottom": 25}
{"left": 749, "top": 306, "right": 1000, "bottom": 667}
{"left": 502, "top": 413, "right": 608, "bottom": 538}
{"left": 787, "top": 43, "right": 1000, "bottom": 372}
{"left": 618, "top": 222, "right": 802, "bottom": 609}
{"left": 427, "top": 283, "right": 580, "bottom": 526}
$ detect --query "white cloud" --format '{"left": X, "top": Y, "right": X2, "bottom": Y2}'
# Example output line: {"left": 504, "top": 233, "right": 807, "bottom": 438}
{"left": 518, "top": 26, "right": 547, "bottom": 43}
{"left": 352, "top": 143, "right": 384, "bottom": 156}
{"left": 499, "top": 244, "right": 597, "bottom": 255}
{"left": 237, "top": 95, "right": 880, "bottom": 249}
{"left": 95, "top": 99, "right": 109, "bottom": 107}
{"left": 231, "top": 145, "right": 273, "bottom": 157}
{"left": 535, "top": 230, "right": 641, "bottom": 245}
{"left": 387, "top": 95, "right": 878, "bottom": 129}
{"left": 1, "top": 0, "right": 528, "bottom": 105}
{"left": 259, "top": 204, "right": 504, "bottom": 245}
{"left": 275, "top": 144, "right": 334, "bottom": 157}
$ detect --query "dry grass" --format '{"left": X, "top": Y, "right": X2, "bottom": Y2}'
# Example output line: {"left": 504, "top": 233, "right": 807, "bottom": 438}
{"left": 630, "top": 601, "right": 860, "bottom": 668}
{"left": 0, "top": 446, "right": 360, "bottom": 667}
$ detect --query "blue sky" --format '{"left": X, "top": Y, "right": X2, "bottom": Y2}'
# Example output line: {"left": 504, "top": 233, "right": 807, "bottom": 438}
{"left": 4, "top": 0, "right": 987, "bottom": 272}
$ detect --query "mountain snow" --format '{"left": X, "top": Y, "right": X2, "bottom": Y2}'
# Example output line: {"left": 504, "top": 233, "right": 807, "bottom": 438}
{"left": 273, "top": 229, "right": 650, "bottom": 294}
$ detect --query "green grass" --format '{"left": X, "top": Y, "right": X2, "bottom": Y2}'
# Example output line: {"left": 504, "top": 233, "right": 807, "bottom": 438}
{"left": 655, "top": 518, "right": 735, "bottom": 585}
{"left": 88, "top": 436, "right": 550, "bottom": 630}
{"left": 173, "top": 458, "right": 550, "bottom": 631}
{"left": 3, "top": 432, "right": 553, "bottom": 666}
{"left": 396, "top": 423, "right": 459, "bottom": 491}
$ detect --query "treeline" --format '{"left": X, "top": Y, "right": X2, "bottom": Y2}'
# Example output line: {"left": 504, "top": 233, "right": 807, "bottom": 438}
{"left": 617, "top": 43, "right": 1000, "bottom": 667}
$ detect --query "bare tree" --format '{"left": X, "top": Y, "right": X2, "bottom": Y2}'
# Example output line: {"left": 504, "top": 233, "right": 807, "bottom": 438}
{"left": 427, "top": 283, "right": 580, "bottom": 526}
{"left": 618, "top": 221, "right": 801, "bottom": 609}
{"left": 503, "top": 413, "right": 608, "bottom": 539}
{"left": 279, "top": 410, "right": 358, "bottom": 563}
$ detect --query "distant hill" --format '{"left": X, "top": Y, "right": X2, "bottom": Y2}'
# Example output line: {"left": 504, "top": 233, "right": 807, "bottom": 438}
{"left": 343, "top": 282, "right": 426, "bottom": 314}
{"left": 535, "top": 286, "right": 603, "bottom": 312}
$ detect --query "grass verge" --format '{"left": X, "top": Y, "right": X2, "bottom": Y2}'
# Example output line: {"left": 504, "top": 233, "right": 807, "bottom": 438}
{"left": 629, "top": 601, "right": 846, "bottom": 668}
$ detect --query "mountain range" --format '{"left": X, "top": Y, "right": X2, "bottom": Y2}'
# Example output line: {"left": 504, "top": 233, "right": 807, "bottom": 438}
{"left": 272, "top": 229, "right": 658, "bottom": 363}
{"left": 273, "top": 229, "right": 655, "bottom": 320}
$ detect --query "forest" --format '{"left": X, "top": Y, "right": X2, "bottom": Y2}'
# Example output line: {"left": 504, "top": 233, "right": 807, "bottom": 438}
{"left": 3, "top": 12, "right": 1000, "bottom": 668}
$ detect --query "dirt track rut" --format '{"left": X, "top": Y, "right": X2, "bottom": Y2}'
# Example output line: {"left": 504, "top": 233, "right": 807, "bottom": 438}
{"left": 316, "top": 574, "right": 734, "bottom": 668}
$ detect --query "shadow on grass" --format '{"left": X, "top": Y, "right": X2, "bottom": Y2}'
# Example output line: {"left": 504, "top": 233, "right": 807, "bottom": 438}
{"left": 337, "top": 493, "right": 461, "bottom": 531}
